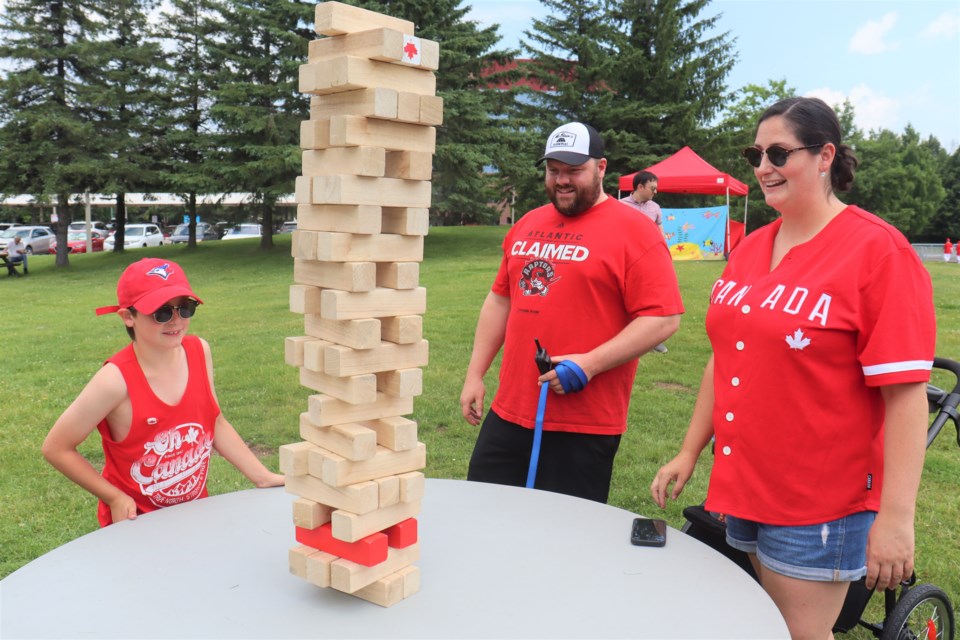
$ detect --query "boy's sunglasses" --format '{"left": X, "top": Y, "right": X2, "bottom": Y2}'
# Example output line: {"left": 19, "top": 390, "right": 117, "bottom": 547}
{"left": 131, "top": 301, "right": 198, "bottom": 323}
{"left": 741, "top": 144, "right": 823, "bottom": 168}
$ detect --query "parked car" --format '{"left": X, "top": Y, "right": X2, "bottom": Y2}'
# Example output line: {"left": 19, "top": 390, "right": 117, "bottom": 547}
{"left": 0, "top": 222, "right": 22, "bottom": 232}
{"left": 170, "top": 222, "right": 219, "bottom": 244}
{"left": 222, "top": 223, "right": 263, "bottom": 241}
{"left": 279, "top": 220, "right": 297, "bottom": 233}
{"left": 104, "top": 223, "right": 164, "bottom": 250}
{"left": 0, "top": 225, "right": 55, "bottom": 254}
{"left": 49, "top": 230, "right": 106, "bottom": 254}
{"left": 68, "top": 220, "right": 109, "bottom": 235}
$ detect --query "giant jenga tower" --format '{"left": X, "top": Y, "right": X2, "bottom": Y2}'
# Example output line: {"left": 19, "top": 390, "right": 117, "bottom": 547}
{"left": 279, "top": 1, "right": 440, "bottom": 608}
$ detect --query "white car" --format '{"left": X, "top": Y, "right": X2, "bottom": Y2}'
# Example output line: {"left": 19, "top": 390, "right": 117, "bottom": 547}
{"left": 222, "top": 223, "right": 263, "bottom": 241}
{"left": 104, "top": 223, "right": 164, "bottom": 250}
{"left": 0, "top": 225, "right": 55, "bottom": 254}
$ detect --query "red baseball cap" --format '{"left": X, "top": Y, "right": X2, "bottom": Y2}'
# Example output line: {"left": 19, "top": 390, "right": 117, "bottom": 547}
{"left": 95, "top": 258, "right": 202, "bottom": 316}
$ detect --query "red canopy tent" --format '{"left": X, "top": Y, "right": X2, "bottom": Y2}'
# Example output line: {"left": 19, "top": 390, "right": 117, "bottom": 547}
{"left": 619, "top": 146, "right": 750, "bottom": 253}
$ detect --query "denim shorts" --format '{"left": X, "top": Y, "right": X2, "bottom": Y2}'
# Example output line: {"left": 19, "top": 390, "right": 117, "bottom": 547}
{"left": 725, "top": 511, "right": 876, "bottom": 582}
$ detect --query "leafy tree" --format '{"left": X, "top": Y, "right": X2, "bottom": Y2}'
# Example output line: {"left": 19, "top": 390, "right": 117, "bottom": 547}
{"left": 847, "top": 126, "right": 946, "bottom": 237}
{"left": 0, "top": 0, "right": 106, "bottom": 266}
{"left": 208, "top": 0, "right": 313, "bottom": 248}
{"left": 708, "top": 80, "right": 794, "bottom": 230}
{"left": 155, "top": 0, "right": 226, "bottom": 246}
{"left": 931, "top": 147, "right": 960, "bottom": 241}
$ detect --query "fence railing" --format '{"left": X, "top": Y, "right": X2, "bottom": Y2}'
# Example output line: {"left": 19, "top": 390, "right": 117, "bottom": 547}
{"left": 913, "top": 244, "right": 953, "bottom": 262}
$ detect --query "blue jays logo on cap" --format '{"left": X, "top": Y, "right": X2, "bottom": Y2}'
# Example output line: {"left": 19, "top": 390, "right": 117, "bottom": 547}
{"left": 146, "top": 263, "right": 174, "bottom": 280}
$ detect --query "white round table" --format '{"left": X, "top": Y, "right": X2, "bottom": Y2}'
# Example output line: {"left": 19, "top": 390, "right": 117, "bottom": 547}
{"left": 1, "top": 479, "right": 788, "bottom": 639}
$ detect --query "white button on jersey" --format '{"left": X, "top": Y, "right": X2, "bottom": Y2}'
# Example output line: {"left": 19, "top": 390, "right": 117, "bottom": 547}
{"left": 741, "top": 305, "right": 751, "bottom": 314}
{"left": 725, "top": 412, "right": 734, "bottom": 422}
{"left": 731, "top": 377, "right": 740, "bottom": 386}
{"left": 722, "top": 446, "right": 732, "bottom": 456}
{"left": 736, "top": 341, "right": 745, "bottom": 350}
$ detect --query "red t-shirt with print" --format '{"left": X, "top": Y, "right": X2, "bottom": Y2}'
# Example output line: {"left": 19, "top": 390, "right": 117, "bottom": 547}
{"left": 96, "top": 335, "right": 220, "bottom": 526}
{"left": 489, "top": 196, "right": 684, "bottom": 435}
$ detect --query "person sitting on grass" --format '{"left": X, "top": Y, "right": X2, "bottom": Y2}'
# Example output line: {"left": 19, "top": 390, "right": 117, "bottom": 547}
{"left": 42, "top": 257, "right": 284, "bottom": 526}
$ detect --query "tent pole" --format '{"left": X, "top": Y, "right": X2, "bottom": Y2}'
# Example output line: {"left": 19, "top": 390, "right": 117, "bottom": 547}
{"left": 725, "top": 187, "right": 731, "bottom": 257}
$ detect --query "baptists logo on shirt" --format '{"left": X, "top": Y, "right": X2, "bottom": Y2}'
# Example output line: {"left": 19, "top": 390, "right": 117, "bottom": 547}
{"left": 519, "top": 259, "right": 561, "bottom": 296}
{"left": 130, "top": 422, "right": 213, "bottom": 507}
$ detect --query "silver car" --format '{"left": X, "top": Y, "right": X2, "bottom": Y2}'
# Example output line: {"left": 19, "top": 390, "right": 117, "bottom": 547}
{"left": 0, "top": 226, "right": 55, "bottom": 254}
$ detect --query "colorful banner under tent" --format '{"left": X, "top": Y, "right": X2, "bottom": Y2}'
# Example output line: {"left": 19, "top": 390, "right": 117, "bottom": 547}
{"left": 664, "top": 206, "right": 728, "bottom": 261}
{"left": 619, "top": 146, "right": 750, "bottom": 256}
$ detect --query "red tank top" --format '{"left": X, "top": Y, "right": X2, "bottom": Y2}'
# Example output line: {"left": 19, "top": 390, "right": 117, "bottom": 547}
{"left": 96, "top": 335, "right": 220, "bottom": 526}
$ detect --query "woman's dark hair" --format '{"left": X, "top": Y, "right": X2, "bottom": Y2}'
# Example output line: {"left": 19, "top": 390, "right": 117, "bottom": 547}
{"left": 757, "top": 97, "right": 859, "bottom": 192}
{"left": 125, "top": 309, "right": 137, "bottom": 340}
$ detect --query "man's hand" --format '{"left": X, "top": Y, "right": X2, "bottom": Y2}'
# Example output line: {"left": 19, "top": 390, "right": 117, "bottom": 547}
{"left": 460, "top": 378, "right": 486, "bottom": 426}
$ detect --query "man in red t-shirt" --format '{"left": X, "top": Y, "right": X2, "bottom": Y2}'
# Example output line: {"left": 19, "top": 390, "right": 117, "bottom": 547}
{"left": 459, "top": 122, "right": 684, "bottom": 502}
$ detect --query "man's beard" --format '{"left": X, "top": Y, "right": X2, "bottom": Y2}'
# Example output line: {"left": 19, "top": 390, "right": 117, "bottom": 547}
{"left": 547, "top": 170, "right": 603, "bottom": 217}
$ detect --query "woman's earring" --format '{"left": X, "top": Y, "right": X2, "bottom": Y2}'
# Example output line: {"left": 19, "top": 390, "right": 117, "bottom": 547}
{"left": 820, "top": 171, "right": 827, "bottom": 178}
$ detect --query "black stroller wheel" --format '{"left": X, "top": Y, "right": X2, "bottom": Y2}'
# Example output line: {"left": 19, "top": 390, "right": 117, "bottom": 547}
{"left": 881, "top": 583, "right": 955, "bottom": 640}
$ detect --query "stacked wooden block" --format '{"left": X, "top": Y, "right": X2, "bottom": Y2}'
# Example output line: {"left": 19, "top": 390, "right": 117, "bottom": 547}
{"left": 280, "top": 1, "right": 439, "bottom": 608}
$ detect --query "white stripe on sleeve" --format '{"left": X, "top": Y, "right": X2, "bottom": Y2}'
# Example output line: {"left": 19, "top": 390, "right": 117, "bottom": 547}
{"left": 862, "top": 360, "right": 933, "bottom": 377}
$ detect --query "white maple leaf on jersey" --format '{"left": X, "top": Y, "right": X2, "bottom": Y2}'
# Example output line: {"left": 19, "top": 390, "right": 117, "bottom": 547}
{"left": 786, "top": 329, "right": 811, "bottom": 350}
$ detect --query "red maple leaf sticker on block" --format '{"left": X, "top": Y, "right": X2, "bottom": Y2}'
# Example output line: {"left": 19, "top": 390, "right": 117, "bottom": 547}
{"left": 403, "top": 40, "right": 419, "bottom": 60}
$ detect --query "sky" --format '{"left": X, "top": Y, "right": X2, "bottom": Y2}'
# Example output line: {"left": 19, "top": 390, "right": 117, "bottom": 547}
{"left": 0, "top": 0, "right": 955, "bottom": 151}
{"left": 465, "top": 0, "right": 960, "bottom": 152}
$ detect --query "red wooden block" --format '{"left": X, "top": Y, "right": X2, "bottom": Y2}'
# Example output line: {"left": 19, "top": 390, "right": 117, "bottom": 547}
{"left": 384, "top": 518, "right": 418, "bottom": 548}
{"left": 295, "top": 524, "right": 388, "bottom": 567}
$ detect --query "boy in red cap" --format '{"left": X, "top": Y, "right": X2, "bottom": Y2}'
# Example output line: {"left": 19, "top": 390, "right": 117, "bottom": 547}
{"left": 43, "top": 258, "right": 284, "bottom": 526}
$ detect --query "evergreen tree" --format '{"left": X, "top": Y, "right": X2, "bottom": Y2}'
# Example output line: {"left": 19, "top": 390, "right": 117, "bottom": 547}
{"left": 507, "top": 0, "right": 617, "bottom": 213}
{"left": 92, "top": 0, "right": 167, "bottom": 251}
{"left": 0, "top": 0, "right": 105, "bottom": 266}
{"left": 514, "top": 0, "right": 736, "bottom": 212}
{"left": 330, "top": 0, "right": 518, "bottom": 225}
{"left": 208, "top": 0, "right": 313, "bottom": 249}
{"left": 155, "top": 0, "right": 225, "bottom": 246}
{"left": 604, "top": 0, "right": 736, "bottom": 179}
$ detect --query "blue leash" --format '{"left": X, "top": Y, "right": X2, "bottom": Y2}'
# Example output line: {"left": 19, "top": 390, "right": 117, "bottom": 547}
{"left": 526, "top": 360, "right": 588, "bottom": 488}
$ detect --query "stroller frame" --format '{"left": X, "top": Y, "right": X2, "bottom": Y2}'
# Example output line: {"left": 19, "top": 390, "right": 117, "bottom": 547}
{"left": 680, "top": 356, "right": 960, "bottom": 640}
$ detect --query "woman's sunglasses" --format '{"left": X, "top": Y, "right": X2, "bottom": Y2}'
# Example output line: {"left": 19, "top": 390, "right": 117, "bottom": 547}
{"left": 741, "top": 144, "right": 823, "bottom": 168}
{"left": 131, "top": 301, "right": 198, "bottom": 323}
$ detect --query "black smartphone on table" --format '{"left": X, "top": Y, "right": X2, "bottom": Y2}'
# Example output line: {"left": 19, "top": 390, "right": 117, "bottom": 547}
{"left": 630, "top": 517, "right": 667, "bottom": 547}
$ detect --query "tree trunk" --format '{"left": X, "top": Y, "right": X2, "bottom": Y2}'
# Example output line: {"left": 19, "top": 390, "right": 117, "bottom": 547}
{"left": 54, "top": 193, "right": 70, "bottom": 267}
{"left": 260, "top": 200, "right": 273, "bottom": 249}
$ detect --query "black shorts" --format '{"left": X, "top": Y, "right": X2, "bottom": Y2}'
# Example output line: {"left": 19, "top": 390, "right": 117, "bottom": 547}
{"left": 467, "top": 409, "right": 622, "bottom": 503}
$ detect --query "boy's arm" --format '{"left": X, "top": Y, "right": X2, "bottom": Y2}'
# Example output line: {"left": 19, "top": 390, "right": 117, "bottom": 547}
{"left": 212, "top": 415, "right": 285, "bottom": 487}
{"left": 200, "top": 338, "right": 284, "bottom": 487}
{"left": 41, "top": 364, "right": 138, "bottom": 522}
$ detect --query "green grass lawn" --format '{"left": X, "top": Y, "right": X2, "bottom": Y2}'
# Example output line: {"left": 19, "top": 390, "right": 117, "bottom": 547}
{"left": 2, "top": 228, "right": 958, "bottom": 635}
